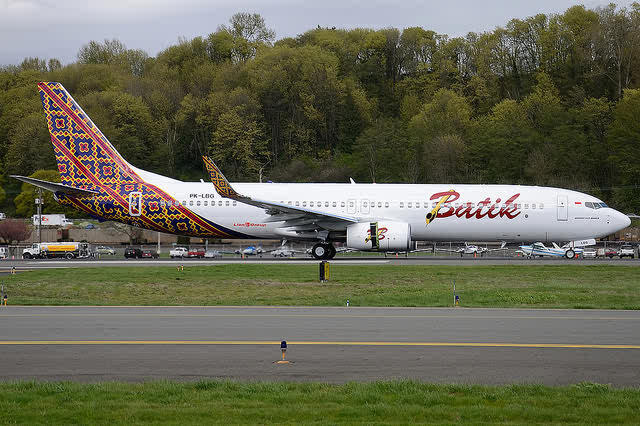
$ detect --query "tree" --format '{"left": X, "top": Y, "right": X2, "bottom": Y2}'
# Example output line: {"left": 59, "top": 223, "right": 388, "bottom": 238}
{"left": 209, "top": 108, "right": 269, "bottom": 180}
{"left": 594, "top": 3, "right": 640, "bottom": 98}
{"left": 607, "top": 88, "right": 640, "bottom": 211}
{"left": 0, "top": 219, "right": 31, "bottom": 244}
{"left": 220, "top": 13, "right": 275, "bottom": 62}
{"left": 351, "top": 118, "right": 410, "bottom": 183}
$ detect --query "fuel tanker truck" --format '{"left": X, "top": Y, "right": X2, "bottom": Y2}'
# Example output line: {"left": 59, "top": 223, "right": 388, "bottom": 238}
{"left": 22, "top": 242, "right": 92, "bottom": 259}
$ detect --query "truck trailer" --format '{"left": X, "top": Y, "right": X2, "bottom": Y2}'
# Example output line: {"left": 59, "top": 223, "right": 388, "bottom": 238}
{"left": 23, "top": 242, "right": 91, "bottom": 259}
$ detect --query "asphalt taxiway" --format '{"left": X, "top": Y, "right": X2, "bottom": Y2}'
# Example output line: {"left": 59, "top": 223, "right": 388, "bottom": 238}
{"left": 2, "top": 256, "right": 639, "bottom": 270}
{"left": 1, "top": 306, "right": 638, "bottom": 386}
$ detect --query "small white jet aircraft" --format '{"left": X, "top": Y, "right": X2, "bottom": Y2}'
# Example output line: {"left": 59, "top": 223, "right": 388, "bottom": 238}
{"left": 11, "top": 82, "right": 632, "bottom": 260}
{"left": 439, "top": 242, "right": 507, "bottom": 257}
{"left": 519, "top": 239, "right": 596, "bottom": 259}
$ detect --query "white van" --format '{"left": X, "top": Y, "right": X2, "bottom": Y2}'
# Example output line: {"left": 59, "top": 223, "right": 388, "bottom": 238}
{"left": 0, "top": 247, "right": 7, "bottom": 259}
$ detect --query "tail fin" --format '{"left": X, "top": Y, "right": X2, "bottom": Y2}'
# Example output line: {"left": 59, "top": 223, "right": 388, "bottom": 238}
{"left": 37, "top": 82, "right": 142, "bottom": 190}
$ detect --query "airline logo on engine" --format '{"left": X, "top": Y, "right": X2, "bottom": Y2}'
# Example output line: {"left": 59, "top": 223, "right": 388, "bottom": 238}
{"left": 365, "top": 227, "right": 388, "bottom": 243}
{"left": 429, "top": 190, "right": 521, "bottom": 220}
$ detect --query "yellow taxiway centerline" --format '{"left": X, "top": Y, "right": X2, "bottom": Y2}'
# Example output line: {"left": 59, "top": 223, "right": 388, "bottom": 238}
{"left": 0, "top": 341, "right": 638, "bottom": 349}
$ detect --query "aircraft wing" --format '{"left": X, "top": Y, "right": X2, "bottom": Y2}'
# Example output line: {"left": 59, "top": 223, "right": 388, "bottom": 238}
{"left": 435, "top": 247, "right": 464, "bottom": 253}
{"left": 11, "top": 175, "right": 100, "bottom": 197}
{"left": 203, "top": 157, "right": 359, "bottom": 232}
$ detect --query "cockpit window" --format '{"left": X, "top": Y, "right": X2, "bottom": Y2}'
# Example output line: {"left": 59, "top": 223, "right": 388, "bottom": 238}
{"left": 585, "top": 201, "right": 607, "bottom": 209}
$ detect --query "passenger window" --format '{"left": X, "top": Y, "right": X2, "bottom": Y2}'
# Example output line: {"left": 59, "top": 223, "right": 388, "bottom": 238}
{"left": 384, "top": 202, "right": 389, "bottom": 208}
{"left": 189, "top": 201, "right": 193, "bottom": 206}
{"left": 225, "top": 201, "right": 229, "bottom": 206}
{"left": 332, "top": 202, "right": 337, "bottom": 207}
{"left": 524, "top": 204, "right": 528, "bottom": 209}
{"left": 378, "top": 202, "right": 382, "bottom": 208}
{"left": 325, "top": 202, "right": 329, "bottom": 207}
{"left": 309, "top": 202, "right": 314, "bottom": 207}
{"left": 232, "top": 201, "right": 237, "bottom": 206}
{"left": 295, "top": 201, "right": 300, "bottom": 206}
{"left": 540, "top": 203, "right": 544, "bottom": 209}
{"left": 531, "top": 204, "right": 536, "bottom": 210}
{"left": 218, "top": 201, "right": 223, "bottom": 206}
{"left": 302, "top": 201, "right": 307, "bottom": 207}
{"left": 400, "top": 202, "right": 404, "bottom": 208}
{"left": 415, "top": 202, "right": 420, "bottom": 208}
{"left": 196, "top": 201, "right": 201, "bottom": 206}
{"left": 363, "top": 201, "right": 368, "bottom": 207}
{"left": 341, "top": 202, "right": 345, "bottom": 207}
{"left": 288, "top": 201, "right": 292, "bottom": 205}
{"left": 204, "top": 201, "right": 208, "bottom": 206}
{"left": 182, "top": 201, "right": 186, "bottom": 206}
{"left": 408, "top": 202, "right": 412, "bottom": 208}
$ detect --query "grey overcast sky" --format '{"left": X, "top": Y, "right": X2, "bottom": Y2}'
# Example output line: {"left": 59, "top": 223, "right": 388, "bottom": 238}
{"left": 0, "top": 0, "right": 633, "bottom": 67}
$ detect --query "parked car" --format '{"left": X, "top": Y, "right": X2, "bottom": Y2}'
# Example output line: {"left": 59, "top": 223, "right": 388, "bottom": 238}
{"left": 619, "top": 245, "right": 635, "bottom": 259}
{"left": 0, "top": 212, "right": 6, "bottom": 220}
{"left": 141, "top": 249, "right": 159, "bottom": 259}
{"left": 170, "top": 247, "right": 188, "bottom": 258}
{"left": 188, "top": 248, "right": 205, "bottom": 258}
{"left": 604, "top": 248, "right": 618, "bottom": 258}
{"left": 204, "top": 249, "right": 222, "bottom": 258}
{"left": 124, "top": 247, "right": 142, "bottom": 258}
{"left": 95, "top": 245, "right": 116, "bottom": 255}
{"left": 582, "top": 248, "right": 597, "bottom": 258}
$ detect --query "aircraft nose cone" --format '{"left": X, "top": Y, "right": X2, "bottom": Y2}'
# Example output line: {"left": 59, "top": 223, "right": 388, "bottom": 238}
{"left": 622, "top": 213, "right": 632, "bottom": 228}
{"left": 613, "top": 210, "right": 631, "bottom": 231}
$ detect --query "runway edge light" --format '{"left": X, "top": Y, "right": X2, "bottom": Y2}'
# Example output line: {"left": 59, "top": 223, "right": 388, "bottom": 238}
{"left": 276, "top": 340, "right": 290, "bottom": 364}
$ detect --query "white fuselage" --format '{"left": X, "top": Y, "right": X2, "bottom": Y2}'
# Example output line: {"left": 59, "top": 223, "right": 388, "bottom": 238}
{"left": 152, "top": 177, "right": 630, "bottom": 242}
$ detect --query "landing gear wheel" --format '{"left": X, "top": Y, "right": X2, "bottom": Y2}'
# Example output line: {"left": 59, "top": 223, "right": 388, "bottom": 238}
{"left": 565, "top": 249, "right": 575, "bottom": 259}
{"left": 311, "top": 243, "right": 336, "bottom": 260}
{"left": 311, "top": 243, "right": 328, "bottom": 260}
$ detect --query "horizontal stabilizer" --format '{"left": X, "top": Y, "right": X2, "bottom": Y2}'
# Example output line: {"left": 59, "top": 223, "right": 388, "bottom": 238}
{"left": 11, "top": 175, "right": 99, "bottom": 196}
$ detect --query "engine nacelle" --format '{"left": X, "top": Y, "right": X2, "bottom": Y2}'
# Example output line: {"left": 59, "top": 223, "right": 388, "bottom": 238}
{"left": 346, "top": 221, "right": 411, "bottom": 251}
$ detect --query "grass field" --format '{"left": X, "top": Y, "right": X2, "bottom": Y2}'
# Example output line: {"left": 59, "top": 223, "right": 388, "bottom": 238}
{"left": 3, "top": 264, "right": 639, "bottom": 309}
{"left": 1, "top": 381, "right": 638, "bottom": 424}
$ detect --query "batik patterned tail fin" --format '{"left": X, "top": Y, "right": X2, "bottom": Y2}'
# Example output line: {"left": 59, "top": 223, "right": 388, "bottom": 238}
{"left": 37, "top": 82, "right": 142, "bottom": 190}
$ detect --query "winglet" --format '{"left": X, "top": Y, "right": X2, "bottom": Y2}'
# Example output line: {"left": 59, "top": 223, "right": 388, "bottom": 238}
{"left": 202, "top": 156, "right": 241, "bottom": 199}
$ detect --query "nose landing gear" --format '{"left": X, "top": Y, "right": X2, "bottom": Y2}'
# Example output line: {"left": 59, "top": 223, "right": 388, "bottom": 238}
{"left": 311, "top": 242, "right": 336, "bottom": 260}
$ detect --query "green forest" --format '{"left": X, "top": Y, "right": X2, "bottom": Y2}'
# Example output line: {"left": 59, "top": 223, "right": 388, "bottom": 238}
{"left": 1, "top": 4, "right": 640, "bottom": 218}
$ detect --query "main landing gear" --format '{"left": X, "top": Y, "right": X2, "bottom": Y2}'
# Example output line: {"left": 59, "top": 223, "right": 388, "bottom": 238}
{"left": 311, "top": 242, "right": 336, "bottom": 260}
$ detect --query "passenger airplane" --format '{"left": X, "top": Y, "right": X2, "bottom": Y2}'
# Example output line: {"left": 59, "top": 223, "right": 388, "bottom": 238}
{"left": 12, "top": 82, "right": 631, "bottom": 259}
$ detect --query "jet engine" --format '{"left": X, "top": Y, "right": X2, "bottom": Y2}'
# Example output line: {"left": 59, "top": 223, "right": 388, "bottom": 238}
{"left": 346, "top": 221, "right": 411, "bottom": 251}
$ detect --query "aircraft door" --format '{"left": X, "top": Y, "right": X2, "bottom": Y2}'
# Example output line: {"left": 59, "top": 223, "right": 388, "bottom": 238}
{"left": 360, "top": 199, "right": 370, "bottom": 215}
{"left": 347, "top": 199, "right": 356, "bottom": 214}
{"left": 129, "top": 192, "right": 142, "bottom": 217}
{"left": 557, "top": 195, "right": 568, "bottom": 221}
